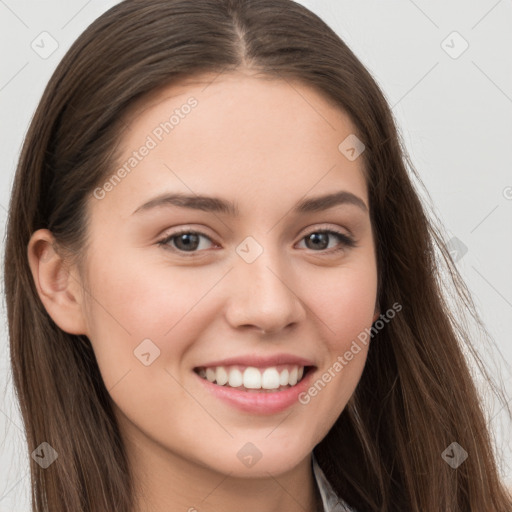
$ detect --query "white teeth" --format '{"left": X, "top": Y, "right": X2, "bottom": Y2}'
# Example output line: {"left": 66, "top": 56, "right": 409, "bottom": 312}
{"left": 197, "top": 365, "right": 306, "bottom": 389}
{"left": 289, "top": 367, "right": 298, "bottom": 386}
{"left": 243, "top": 367, "right": 261, "bottom": 389}
{"left": 261, "top": 368, "right": 281, "bottom": 390}
{"left": 216, "top": 366, "right": 229, "bottom": 386}
{"left": 228, "top": 368, "right": 243, "bottom": 388}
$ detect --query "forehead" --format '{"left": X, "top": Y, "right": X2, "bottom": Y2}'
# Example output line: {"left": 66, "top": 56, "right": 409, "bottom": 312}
{"left": 94, "top": 71, "right": 368, "bottom": 218}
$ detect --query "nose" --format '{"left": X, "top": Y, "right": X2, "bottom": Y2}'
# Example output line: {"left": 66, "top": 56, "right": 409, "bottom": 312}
{"left": 224, "top": 246, "right": 306, "bottom": 334}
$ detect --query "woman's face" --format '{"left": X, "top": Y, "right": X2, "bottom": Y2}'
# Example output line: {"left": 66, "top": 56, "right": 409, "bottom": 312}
{"left": 75, "top": 71, "right": 378, "bottom": 478}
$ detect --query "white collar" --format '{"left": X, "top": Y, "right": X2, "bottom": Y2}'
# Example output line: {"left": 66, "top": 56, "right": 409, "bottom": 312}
{"left": 311, "top": 452, "right": 358, "bottom": 512}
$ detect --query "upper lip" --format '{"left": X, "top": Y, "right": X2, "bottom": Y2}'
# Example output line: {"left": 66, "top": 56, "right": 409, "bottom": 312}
{"left": 194, "top": 353, "right": 316, "bottom": 369}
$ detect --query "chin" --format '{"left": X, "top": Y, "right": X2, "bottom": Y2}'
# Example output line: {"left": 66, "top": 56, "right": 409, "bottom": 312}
{"left": 194, "top": 438, "right": 314, "bottom": 478}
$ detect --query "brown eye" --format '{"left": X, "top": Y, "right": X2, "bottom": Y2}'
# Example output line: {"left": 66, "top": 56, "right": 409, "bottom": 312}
{"left": 157, "top": 230, "right": 214, "bottom": 253}
{"left": 298, "top": 230, "right": 356, "bottom": 253}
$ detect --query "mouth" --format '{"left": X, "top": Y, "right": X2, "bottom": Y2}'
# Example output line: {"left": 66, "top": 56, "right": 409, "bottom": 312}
{"left": 193, "top": 364, "right": 315, "bottom": 393}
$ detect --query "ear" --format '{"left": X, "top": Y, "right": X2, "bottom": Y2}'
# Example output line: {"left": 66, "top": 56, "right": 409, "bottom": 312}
{"left": 27, "top": 229, "right": 89, "bottom": 335}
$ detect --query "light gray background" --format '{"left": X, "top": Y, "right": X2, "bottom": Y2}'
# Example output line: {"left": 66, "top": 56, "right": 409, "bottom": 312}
{"left": 1, "top": 0, "right": 511, "bottom": 509}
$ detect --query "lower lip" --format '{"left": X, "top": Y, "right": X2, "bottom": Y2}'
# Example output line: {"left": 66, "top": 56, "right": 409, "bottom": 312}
{"left": 194, "top": 367, "right": 316, "bottom": 415}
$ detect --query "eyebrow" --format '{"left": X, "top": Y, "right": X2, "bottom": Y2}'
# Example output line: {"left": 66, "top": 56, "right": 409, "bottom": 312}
{"left": 131, "top": 190, "right": 368, "bottom": 216}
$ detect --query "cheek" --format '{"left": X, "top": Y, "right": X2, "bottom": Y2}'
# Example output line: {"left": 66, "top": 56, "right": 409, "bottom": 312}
{"left": 306, "top": 257, "right": 378, "bottom": 346}
{"left": 82, "top": 253, "right": 220, "bottom": 386}
{"left": 296, "top": 259, "right": 377, "bottom": 430}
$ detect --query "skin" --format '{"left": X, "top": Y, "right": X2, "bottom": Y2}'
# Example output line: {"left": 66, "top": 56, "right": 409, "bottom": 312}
{"left": 28, "top": 70, "right": 379, "bottom": 512}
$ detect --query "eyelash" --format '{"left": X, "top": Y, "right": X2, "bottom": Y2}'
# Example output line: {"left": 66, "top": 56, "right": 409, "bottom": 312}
{"left": 156, "top": 227, "right": 357, "bottom": 256}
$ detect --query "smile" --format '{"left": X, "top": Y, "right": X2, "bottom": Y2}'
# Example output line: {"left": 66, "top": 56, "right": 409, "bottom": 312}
{"left": 194, "top": 364, "right": 310, "bottom": 392}
{"left": 193, "top": 363, "right": 317, "bottom": 414}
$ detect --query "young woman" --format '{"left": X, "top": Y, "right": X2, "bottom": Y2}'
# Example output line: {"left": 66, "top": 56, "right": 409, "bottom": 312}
{"left": 4, "top": 0, "right": 511, "bottom": 510}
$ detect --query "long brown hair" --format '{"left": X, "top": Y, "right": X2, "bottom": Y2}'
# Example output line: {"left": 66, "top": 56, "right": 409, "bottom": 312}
{"left": 4, "top": 0, "right": 511, "bottom": 510}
